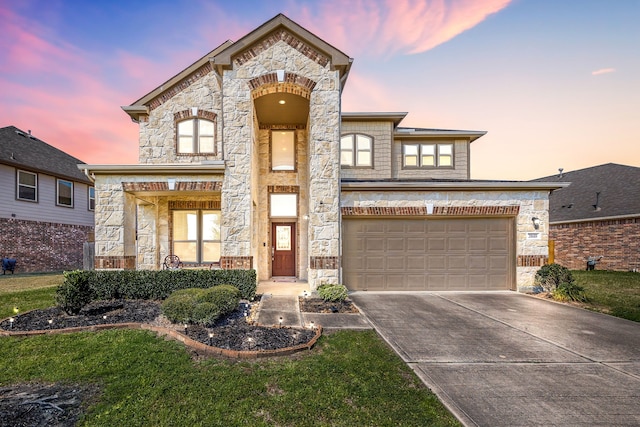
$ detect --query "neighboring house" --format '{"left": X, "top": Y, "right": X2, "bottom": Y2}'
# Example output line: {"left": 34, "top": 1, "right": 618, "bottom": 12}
{"left": 84, "top": 14, "right": 563, "bottom": 292}
{"left": 0, "top": 126, "right": 94, "bottom": 272}
{"left": 532, "top": 163, "right": 640, "bottom": 271}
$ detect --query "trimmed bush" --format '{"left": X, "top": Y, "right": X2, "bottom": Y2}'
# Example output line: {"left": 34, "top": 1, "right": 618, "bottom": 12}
{"left": 317, "top": 284, "right": 348, "bottom": 302}
{"left": 55, "top": 269, "right": 256, "bottom": 313}
{"left": 534, "top": 263, "right": 575, "bottom": 293}
{"left": 56, "top": 270, "right": 94, "bottom": 315}
{"left": 161, "top": 285, "right": 242, "bottom": 326}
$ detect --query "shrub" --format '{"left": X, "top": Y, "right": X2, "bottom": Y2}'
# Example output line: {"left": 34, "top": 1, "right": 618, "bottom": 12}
{"left": 56, "top": 270, "right": 94, "bottom": 315}
{"left": 161, "top": 285, "right": 241, "bottom": 326}
{"left": 553, "top": 282, "right": 589, "bottom": 303}
{"left": 534, "top": 264, "right": 575, "bottom": 293}
{"left": 55, "top": 269, "right": 256, "bottom": 313}
{"left": 317, "top": 284, "right": 348, "bottom": 302}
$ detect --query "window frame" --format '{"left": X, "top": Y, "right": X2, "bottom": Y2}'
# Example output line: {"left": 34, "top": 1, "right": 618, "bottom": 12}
{"left": 171, "top": 209, "right": 221, "bottom": 264}
{"left": 88, "top": 186, "right": 95, "bottom": 211}
{"left": 270, "top": 130, "right": 297, "bottom": 172}
{"left": 340, "top": 133, "right": 373, "bottom": 168}
{"left": 16, "top": 169, "right": 38, "bottom": 202}
{"left": 176, "top": 117, "right": 216, "bottom": 155}
{"left": 56, "top": 179, "right": 74, "bottom": 208}
{"left": 402, "top": 143, "right": 454, "bottom": 169}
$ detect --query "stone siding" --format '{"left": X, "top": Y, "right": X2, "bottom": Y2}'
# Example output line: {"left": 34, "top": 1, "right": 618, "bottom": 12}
{"left": 0, "top": 218, "right": 92, "bottom": 273}
{"left": 550, "top": 217, "right": 640, "bottom": 271}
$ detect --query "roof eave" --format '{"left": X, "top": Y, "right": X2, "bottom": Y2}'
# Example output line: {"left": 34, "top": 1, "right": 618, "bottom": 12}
{"left": 550, "top": 213, "right": 640, "bottom": 225}
{"left": 394, "top": 130, "right": 487, "bottom": 142}
{"left": 341, "top": 112, "right": 408, "bottom": 128}
{"left": 80, "top": 162, "right": 226, "bottom": 175}
{"left": 341, "top": 181, "right": 570, "bottom": 191}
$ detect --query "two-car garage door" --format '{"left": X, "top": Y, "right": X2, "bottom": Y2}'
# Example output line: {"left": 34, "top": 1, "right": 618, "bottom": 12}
{"left": 342, "top": 218, "right": 515, "bottom": 291}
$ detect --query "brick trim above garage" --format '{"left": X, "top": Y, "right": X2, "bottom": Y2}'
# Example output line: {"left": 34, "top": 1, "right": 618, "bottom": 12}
{"left": 341, "top": 205, "right": 520, "bottom": 216}
{"left": 309, "top": 256, "right": 339, "bottom": 270}
{"left": 517, "top": 255, "right": 548, "bottom": 267}
{"left": 123, "top": 181, "right": 222, "bottom": 192}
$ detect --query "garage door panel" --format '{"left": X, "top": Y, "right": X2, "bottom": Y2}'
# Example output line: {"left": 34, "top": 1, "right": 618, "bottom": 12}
{"left": 343, "top": 218, "right": 514, "bottom": 291}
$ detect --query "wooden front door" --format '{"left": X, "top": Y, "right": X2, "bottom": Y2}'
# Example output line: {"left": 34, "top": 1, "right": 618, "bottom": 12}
{"left": 272, "top": 222, "right": 296, "bottom": 276}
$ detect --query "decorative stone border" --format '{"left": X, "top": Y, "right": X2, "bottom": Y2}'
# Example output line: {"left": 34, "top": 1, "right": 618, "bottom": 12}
{"left": 0, "top": 319, "right": 323, "bottom": 359}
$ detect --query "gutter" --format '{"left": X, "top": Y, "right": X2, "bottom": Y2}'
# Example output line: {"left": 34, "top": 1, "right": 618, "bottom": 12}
{"left": 78, "top": 162, "right": 226, "bottom": 175}
{"left": 341, "top": 181, "right": 570, "bottom": 192}
{"left": 551, "top": 213, "right": 640, "bottom": 225}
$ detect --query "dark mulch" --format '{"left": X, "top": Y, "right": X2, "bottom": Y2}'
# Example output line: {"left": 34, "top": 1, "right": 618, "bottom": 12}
{"left": 0, "top": 382, "right": 100, "bottom": 427}
{"left": 299, "top": 297, "right": 360, "bottom": 313}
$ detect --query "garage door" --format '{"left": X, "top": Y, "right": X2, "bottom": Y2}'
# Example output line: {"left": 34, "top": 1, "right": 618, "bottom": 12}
{"left": 342, "top": 218, "right": 514, "bottom": 291}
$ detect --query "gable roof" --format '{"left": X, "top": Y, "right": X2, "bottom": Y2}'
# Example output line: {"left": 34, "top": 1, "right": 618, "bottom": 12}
{"left": 531, "top": 163, "right": 640, "bottom": 223}
{"left": 0, "top": 126, "right": 91, "bottom": 184}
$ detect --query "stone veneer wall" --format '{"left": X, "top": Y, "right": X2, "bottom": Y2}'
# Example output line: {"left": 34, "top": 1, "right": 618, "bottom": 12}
{"left": 550, "top": 217, "right": 640, "bottom": 271}
{"left": 221, "top": 40, "right": 341, "bottom": 288}
{"left": 341, "top": 190, "right": 551, "bottom": 291}
{"left": 0, "top": 218, "right": 93, "bottom": 273}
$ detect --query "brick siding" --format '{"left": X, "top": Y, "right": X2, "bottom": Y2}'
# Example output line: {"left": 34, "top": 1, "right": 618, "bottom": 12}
{"left": 309, "top": 256, "right": 339, "bottom": 270}
{"left": 341, "top": 205, "right": 520, "bottom": 216}
{"left": 0, "top": 218, "right": 93, "bottom": 273}
{"left": 550, "top": 217, "right": 640, "bottom": 271}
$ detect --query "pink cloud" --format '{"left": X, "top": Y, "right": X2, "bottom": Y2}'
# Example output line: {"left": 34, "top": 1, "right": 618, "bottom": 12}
{"left": 591, "top": 68, "right": 615, "bottom": 76}
{"left": 294, "top": 0, "right": 512, "bottom": 56}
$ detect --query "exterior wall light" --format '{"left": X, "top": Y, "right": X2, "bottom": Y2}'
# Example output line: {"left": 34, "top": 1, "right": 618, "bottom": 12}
{"left": 532, "top": 217, "right": 541, "bottom": 230}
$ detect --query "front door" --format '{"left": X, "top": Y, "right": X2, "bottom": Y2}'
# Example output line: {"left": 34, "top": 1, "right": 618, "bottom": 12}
{"left": 272, "top": 222, "right": 296, "bottom": 276}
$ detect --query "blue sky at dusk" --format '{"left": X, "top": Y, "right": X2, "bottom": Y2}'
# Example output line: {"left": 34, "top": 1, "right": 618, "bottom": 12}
{"left": 1, "top": 0, "right": 638, "bottom": 180}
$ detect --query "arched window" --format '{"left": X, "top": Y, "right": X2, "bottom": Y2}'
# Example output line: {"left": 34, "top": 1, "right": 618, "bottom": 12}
{"left": 340, "top": 134, "right": 373, "bottom": 167}
{"left": 177, "top": 118, "right": 215, "bottom": 154}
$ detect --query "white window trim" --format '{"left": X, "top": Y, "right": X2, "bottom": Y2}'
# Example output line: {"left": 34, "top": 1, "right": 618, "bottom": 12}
{"left": 16, "top": 169, "right": 38, "bottom": 202}
{"left": 56, "top": 179, "right": 74, "bottom": 208}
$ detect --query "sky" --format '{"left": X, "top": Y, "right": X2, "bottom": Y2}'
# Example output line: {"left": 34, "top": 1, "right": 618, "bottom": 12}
{"left": 1, "top": 0, "right": 638, "bottom": 180}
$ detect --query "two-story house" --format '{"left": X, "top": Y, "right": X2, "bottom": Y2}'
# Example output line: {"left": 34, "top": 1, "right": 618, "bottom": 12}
{"left": 84, "top": 14, "right": 563, "bottom": 292}
{"left": 0, "top": 125, "right": 94, "bottom": 272}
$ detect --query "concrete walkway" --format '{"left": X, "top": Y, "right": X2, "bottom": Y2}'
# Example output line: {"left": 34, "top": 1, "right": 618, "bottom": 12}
{"left": 255, "top": 281, "right": 371, "bottom": 330}
{"left": 350, "top": 291, "right": 640, "bottom": 427}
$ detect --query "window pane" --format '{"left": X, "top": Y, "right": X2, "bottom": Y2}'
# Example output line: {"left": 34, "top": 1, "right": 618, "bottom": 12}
{"left": 439, "top": 144, "right": 453, "bottom": 166}
{"left": 421, "top": 145, "right": 435, "bottom": 166}
{"left": 341, "top": 151, "right": 353, "bottom": 166}
{"left": 178, "top": 120, "right": 194, "bottom": 153}
{"left": 199, "top": 120, "right": 214, "bottom": 136}
{"left": 403, "top": 145, "right": 418, "bottom": 167}
{"left": 198, "top": 120, "right": 215, "bottom": 153}
{"left": 356, "top": 151, "right": 371, "bottom": 166}
{"left": 173, "top": 211, "right": 198, "bottom": 240}
{"left": 421, "top": 155, "right": 435, "bottom": 166}
{"left": 340, "top": 135, "right": 353, "bottom": 150}
{"left": 439, "top": 155, "right": 452, "bottom": 166}
{"left": 58, "top": 180, "right": 73, "bottom": 206}
{"left": 202, "top": 242, "right": 221, "bottom": 263}
{"left": 19, "top": 186, "right": 36, "bottom": 200}
{"left": 272, "top": 131, "right": 295, "bottom": 170}
{"left": 202, "top": 211, "right": 221, "bottom": 240}
{"left": 19, "top": 171, "right": 36, "bottom": 186}
{"left": 89, "top": 187, "right": 95, "bottom": 210}
{"left": 356, "top": 135, "right": 371, "bottom": 150}
{"left": 174, "top": 242, "right": 197, "bottom": 263}
{"left": 270, "top": 194, "right": 297, "bottom": 217}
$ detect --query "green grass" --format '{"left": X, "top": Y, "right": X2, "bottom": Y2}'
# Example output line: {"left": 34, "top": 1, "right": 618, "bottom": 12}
{"left": 0, "top": 289, "right": 460, "bottom": 426}
{"left": 0, "top": 287, "right": 57, "bottom": 319}
{"left": 0, "top": 272, "right": 63, "bottom": 294}
{"left": 573, "top": 270, "right": 640, "bottom": 322}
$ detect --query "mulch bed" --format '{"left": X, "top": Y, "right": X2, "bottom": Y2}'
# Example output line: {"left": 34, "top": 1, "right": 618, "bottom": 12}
{"left": 299, "top": 297, "right": 360, "bottom": 314}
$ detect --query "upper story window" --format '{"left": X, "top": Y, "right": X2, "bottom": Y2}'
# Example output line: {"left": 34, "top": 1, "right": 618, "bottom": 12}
{"left": 341, "top": 134, "right": 372, "bottom": 167}
{"left": 57, "top": 179, "right": 74, "bottom": 207}
{"left": 271, "top": 131, "right": 295, "bottom": 171}
{"left": 403, "top": 143, "right": 453, "bottom": 168}
{"left": 17, "top": 170, "right": 37, "bottom": 202}
{"left": 88, "top": 187, "right": 95, "bottom": 211}
{"left": 177, "top": 118, "right": 215, "bottom": 154}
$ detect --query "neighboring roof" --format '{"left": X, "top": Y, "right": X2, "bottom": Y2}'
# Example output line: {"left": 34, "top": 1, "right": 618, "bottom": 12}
{"left": 531, "top": 163, "right": 640, "bottom": 223}
{"left": 341, "top": 178, "right": 567, "bottom": 192}
{"left": 0, "top": 126, "right": 91, "bottom": 184}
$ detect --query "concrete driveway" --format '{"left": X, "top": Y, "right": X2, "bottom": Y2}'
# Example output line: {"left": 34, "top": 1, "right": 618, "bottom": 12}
{"left": 350, "top": 292, "right": 640, "bottom": 427}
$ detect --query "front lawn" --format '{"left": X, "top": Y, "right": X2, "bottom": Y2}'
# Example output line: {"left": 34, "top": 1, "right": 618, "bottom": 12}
{"left": 0, "top": 289, "right": 461, "bottom": 426}
{"left": 573, "top": 270, "right": 640, "bottom": 322}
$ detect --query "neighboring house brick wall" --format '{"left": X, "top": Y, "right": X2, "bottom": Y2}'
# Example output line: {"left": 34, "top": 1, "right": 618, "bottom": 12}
{"left": 550, "top": 218, "right": 640, "bottom": 271}
{"left": 0, "top": 218, "right": 92, "bottom": 273}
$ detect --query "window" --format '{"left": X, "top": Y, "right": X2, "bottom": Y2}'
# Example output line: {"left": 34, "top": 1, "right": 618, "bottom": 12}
{"left": 340, "top": 134, "right": 372, "bottom": 167}
{"left": 403, "top": 143, "right": 454, "bottom": 168}
{"left": 17, "top": 170, "right": 37, "bottom": 202}
{"left": 271, "top": 131, "right": 295, "bottom": 171}
{"left": 172, "top": 210, "right": 221, "bottom": 263}
{"left": 177, "top": 118, "right": 215, "bottom": 154}
{"left": 270, "top": 194, "right": 297, "bottom": 217}
{"left": 57, "top": 179, "right": 74, "bottom": 207}
{"left": 88, "top": 187, "right": 95, "bottom": 211}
